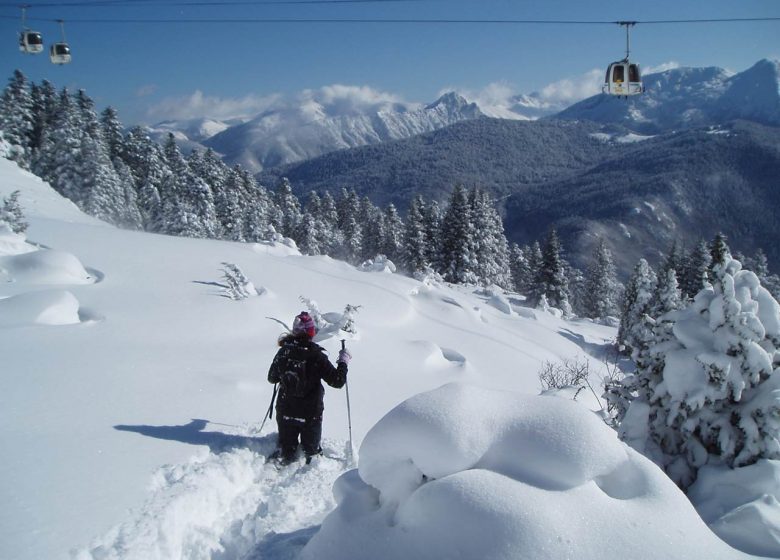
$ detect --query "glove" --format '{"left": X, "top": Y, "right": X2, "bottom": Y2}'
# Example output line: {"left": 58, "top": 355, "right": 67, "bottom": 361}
{"left": 338, "top": 348, "right": 352, "bottom": 365}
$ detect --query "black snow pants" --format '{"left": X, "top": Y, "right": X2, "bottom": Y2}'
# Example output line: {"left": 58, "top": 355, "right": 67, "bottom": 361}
{"left": 277, "top": 414, "right": 322, "bottom": 461}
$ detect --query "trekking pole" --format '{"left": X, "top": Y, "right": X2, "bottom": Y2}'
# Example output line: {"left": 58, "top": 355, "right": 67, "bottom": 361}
{"left": 257, "top": 383, "right": 277, "bottom": 435}
{"left": 342, "top": 339, "right": 355, "bottom": 465}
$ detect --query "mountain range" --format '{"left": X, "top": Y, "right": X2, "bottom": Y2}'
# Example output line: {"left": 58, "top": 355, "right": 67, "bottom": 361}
{"left": 146, "top": 59, "right": 780, "bottom": 274}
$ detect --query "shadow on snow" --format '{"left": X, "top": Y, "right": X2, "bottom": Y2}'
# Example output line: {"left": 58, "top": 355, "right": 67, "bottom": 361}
{"left": 114, "top": 418, "right": 276, "bottom": 454}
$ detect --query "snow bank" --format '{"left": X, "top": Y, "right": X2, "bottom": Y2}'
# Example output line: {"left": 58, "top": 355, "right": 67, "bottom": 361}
{"left": 0, "top": 249, "right": 93, "bottom": 284}
{"left": 0, "top": 290, "right": 80, "bottom": 327}
{"left": 301, "top": 383, "right": 747, "bottom": 560}
{"left": 0, "top": 224, "right": 36, "bottom": 256}
{"left": 690, "top": 460, "right": 780, "bottom": 557}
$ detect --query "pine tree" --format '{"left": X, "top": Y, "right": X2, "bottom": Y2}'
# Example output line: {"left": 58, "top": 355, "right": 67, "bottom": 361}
{"left": 439, "top": 185, "right": 478, "bottom": 284}
{"left": 381, "top": 203, "right": 404, "bottom": 263}
{"left": 274, "top": 177, "right": 302, "bottom": 240}
{"left": 402, "top": 195, "right": 429, "bottom": 276}
{"left": 681, "top": 239, "right": 712, "bottom": 300}
{"left": 583, "top": 238, "right": 622, "bottom": 319}
{"left": 216, "top": 168, "right": 247, "bottom": 241}
{"left": 296, "top": 192, "right": 328, "bottom": 255}
{"left": 538, "top": 229, "right": 570, "bottom": 313}
{"left": 422, "top": 199, "right": 442, "bottom": 273}
{"left": 618, "top": 259, "right": 658, "bottom": 355}
{"left": 0, "top": 70, "right": 34, "bottom": 168}
{"left": 709, "top": 232, "right": 731, "bottom": 275}
{"left": 509, "top": 243, "right": 530, "bottom": 294}
{"left": 315, "top": 190, "right": 341, "bottom": 255}
{"left": 359, "top": 197, "right": 385, "bottom": 261}
{"left": 526, "top": 241, "right": 545, "bottom": 304}
{"left": 29, "top": 79, "right": 56, "bottom": 153}
{"left": 615, "top": 254, "right": 780, "bottom": 489}
{"left": 122, "top": 126, "right": 169, "bottom": 231}
{"left": 469, "top": 188, "right": 511, "bottom": 288}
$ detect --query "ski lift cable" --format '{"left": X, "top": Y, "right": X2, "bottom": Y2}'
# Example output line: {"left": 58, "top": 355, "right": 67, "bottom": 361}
{"left": 3, "top": 14, "right": 780, "bottom": 24}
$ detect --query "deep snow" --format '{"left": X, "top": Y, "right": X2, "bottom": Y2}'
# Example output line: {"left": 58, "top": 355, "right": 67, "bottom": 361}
{"left": 0, "top": 157, "right": 772, "bottom": 560}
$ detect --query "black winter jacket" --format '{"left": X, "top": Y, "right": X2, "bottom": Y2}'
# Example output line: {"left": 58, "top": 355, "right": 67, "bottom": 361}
{"left": 268, "top": 334, "right": 347, "bottom": 419}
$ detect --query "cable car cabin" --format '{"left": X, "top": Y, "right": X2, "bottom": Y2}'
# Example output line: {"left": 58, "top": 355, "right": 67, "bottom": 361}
{"left": 602, "top": 61, "right": 643, "bottom": 96}
{"left": 19, "top": 31, "right": 43, "bottom": 54}
{"left": 50, "top": 43, "right": 72, "bottom": 65}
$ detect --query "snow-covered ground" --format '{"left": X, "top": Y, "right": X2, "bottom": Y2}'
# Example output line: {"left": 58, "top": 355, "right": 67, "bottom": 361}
{"left": 0, "top": 157, "right": 770, "bottom": 559}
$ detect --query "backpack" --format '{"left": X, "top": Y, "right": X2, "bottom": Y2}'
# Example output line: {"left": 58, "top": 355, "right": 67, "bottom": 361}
{"left": 278, "top": 342, "right": 315, "bottom": 398}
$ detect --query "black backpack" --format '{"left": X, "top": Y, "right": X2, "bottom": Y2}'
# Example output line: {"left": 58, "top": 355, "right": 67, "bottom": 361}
{"left": 278, "top": 342, "right": 315, "bottom": 398}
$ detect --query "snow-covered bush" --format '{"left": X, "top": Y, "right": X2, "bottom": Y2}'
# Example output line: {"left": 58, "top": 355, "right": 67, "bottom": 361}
{"left": 220, "top": 262, "right": 257, "bottom": 300}
{"left": 360, "top": 254, "right": 396, "bottom": 273}
{"left": 0, "top": 190, "right": 28, "bottom": 234}
{"left": 538, "top": 358, "right": 590, "bottom": 399}
{"left": 617, "top": 255, "right": 780, "bottom": 489}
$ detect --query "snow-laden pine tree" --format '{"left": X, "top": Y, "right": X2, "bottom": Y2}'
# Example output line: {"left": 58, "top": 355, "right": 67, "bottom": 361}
{"left": 381, "top": 203, "right": 404, "bottom": 264}
{"left": 439, "top": 185, "right": 478, "bottom": 284}
{"left": 616, "top": 253, "right": 780, "bottom": 489}
{"left": 583, "top": 238, "right": 622, "bottom": 319}
{"left": 238, "top": 167, "right": 273, "bottom": 242}
{"left": 537, "top": 229, "right": 570, "bottom": 314}
{"left": 746, "top": 248, "right": 780, "bottom": 301}
{"left": 274, "top": 177, "right": 302, "bottom": 240}
{"left": 297, "top": 191, "right": 331, "bottom": 256}
{"left": 159, "top": 134, "right": 219, "bottom": 238}
{"left": 403, "top": 195, "right": 430, "bottom": 276}
{"left": 0, "top": 70, "right": 34, "bottom": 168}
{"left": 29, "top": 80, "right": 57, "bottom": 154}
{"left": 525, "top": 241, "right": 545, "bottom": 304}
{"left": 32, "top": 88, "right": 81, "bottom": 194}
{"left": 709, "top": 232, "right": 730, "bottom": 275}
{"left": 618, "top": 259, "right": 658, "bottom": 355}
{"left": 509, "top": 243, "right": 529, "bottom": 295}
{"left": 341, "top": 215, "right": 363, "bottom": 264}
{"left": 122, "top": 126, "right": 169, "bottom": 231}
{"left": 216, "top": 167, "right": 248, "bottom": 241}
{"left": 71, "top": 90, "right": 142, "bottom": 227}
{"left": 422, "top": 199, "right": 442, "bottom": 274}
{"left": 469, "top": 188, "right": 511, "bottom": 289}
{"left": 0, "top": 190, "right": 28, "bottom": 233}
{"left": 315, "top": 190, "right": 341, "bottom": 255}
{"left": 681, "top": 239, "right": 712, "bottom": 300}
{"left": 359, "top": 197, "right": 385, "bottom": 261}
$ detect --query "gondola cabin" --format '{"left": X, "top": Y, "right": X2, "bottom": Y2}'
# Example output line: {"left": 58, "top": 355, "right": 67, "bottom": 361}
{"left": 19, "top": 30, "right": 43, "bottom": 54}
{"left": 603, "top": 60, "right": 643, "bottom": 96}
{"left": 50, "top": 42, "right": 71, "bottom": 64}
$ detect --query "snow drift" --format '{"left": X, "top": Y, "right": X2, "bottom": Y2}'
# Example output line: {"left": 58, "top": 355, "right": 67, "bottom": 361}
{"left": 301, "top": 383, "right": 748, "bottom": 560}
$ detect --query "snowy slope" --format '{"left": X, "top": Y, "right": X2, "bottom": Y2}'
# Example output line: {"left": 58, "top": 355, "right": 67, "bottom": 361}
{"left": 0, "top": 157, "right": 766, "bottom": 560}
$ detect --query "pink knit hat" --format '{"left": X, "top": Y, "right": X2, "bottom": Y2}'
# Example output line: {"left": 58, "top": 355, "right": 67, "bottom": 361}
{"left": 292, "top": 311, "right": 316, "bottom": 338}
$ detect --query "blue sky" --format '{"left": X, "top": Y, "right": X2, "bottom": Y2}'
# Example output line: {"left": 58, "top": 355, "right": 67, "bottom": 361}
{"left": 1, "top": 0, "right": 779, "bottom": 125}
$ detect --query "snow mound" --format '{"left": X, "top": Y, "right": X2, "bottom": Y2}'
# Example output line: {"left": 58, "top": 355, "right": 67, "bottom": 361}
{"left": 301, "top": 383, "right": 746, "bottom": 560}
{"left": 0, "top": 249, "right": 94, "bottom": 284}
{"left": 690, "top": 460, "right": 780, "bottom": 557}
{"left": 0, "top": 290, "right": 80, "bottom": 327}
{"left": 0, "top": 225, "right": 36, "bottom": 257}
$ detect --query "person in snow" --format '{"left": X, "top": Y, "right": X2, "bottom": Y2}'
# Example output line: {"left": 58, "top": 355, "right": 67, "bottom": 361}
{"left": 268, "top": 311, "right": 351, "bottom": 465}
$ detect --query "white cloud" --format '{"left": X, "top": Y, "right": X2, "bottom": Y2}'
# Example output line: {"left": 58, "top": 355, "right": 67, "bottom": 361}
{"left": 644, "top": 61, "right": 681, "bottom": 74}
{"left": 144, "top": 85, "right": 413, "bottom": 123}
{"left": 304, "top": 84, "right": 412, "bottom": 116}
{"left": 135, "top": 84, "right": 157, "bottom": 97}
{"left": 535, "top": 68, "right": 603, "bottom": 106}
{"left": 145, "top": 90, "right": 282, "bottom": 122}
